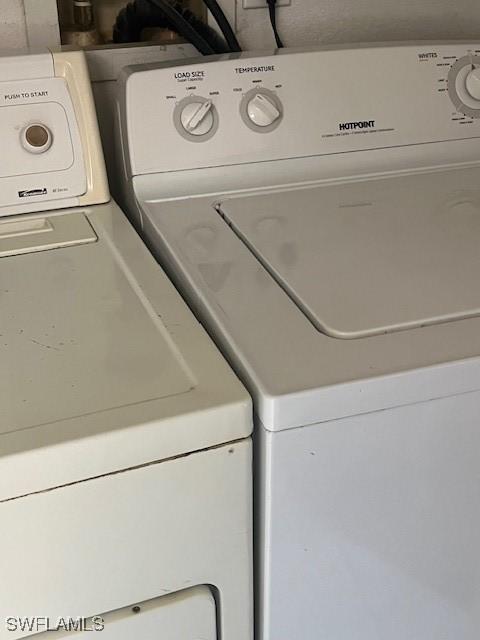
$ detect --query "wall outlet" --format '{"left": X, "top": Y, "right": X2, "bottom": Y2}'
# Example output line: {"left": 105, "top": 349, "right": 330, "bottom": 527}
{"left": 243, "top": 0, "right": 291, "bottom": 8}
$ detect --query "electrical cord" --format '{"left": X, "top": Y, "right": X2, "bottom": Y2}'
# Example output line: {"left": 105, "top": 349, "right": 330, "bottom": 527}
{"left": 201, "top": 0, "right": 242, "bottom": 52}
{"left": 113, "top": 0, "right": 229, "bottom": 53}
{"left": 267, "top": 0, "right": 284, "bottom": 48}
{"left": 145, "top": 0, "right": 216, "bottom": 54}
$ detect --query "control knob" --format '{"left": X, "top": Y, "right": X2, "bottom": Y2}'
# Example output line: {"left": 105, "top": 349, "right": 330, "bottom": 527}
{"left": 21, "top": 123, "right": 52, "bottom": 154}
{"left": 465, "top": 66, "right": 480, "bottom": 101}
{"left": 247, "top": 93, "right": 281, "bottom": 127}
{"left": 180, "top": 100, "right": 214, "bottom": 136}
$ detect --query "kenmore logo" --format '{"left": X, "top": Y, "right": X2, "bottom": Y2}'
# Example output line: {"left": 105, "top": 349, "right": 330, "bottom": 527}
{"left": 339, "top": 120, "right": 375, "bottom": 131}
{"left": 18, "top": 188, "right": 47, "bottom": 198}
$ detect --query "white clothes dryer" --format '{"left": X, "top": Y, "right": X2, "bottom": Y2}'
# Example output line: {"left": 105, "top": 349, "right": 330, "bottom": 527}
{"left": 117, "top": 42, "right": 480, "bottom": 640}
{"left": 0, "top": 50, "right": 253, "bottom": 640}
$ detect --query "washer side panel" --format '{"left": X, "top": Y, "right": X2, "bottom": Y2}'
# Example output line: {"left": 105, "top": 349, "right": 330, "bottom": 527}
{"left": 260, "top": 392, "right": 480, "bottom": 640}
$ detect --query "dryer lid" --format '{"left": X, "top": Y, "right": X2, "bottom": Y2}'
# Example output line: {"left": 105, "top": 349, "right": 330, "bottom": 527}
{"left": 219, "top": 168, "right": 480, "bottom": 339}
{"left": 0, "top": 203, "right": 251, "bottom": 502}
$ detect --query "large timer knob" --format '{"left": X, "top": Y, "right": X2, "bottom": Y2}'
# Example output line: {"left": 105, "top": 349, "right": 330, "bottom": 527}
{"left": 447, "top": 55, "right": 480, "bottom": 119}
{"left": 466, "top": 67, "right": 480, "bottom": 101}
{"left": 180, "top": 99, "right": 214, "bottom": 136}
{"left": 247, "top": 93, "right": 281, "bottom": 127}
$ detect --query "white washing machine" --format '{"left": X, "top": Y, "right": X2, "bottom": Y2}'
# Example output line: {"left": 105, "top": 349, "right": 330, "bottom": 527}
{"left": 116, "top": 43, "right": 480, "bottom": 640}
{"left": 0, "top": 50, "right": 253, "bottom": 640}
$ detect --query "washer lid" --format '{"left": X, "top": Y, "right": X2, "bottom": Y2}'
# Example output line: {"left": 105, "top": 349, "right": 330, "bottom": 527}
{"left": 220, "top": 170, "right": 480, "bottom": 339}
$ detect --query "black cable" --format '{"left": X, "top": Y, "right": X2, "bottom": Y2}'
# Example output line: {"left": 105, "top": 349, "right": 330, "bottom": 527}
{"left": 146, "top": 0, "right": 216, "bottom": 54}
{"left": 113, "top": 1, "right": 229, "bottom": 53}
{"left": 267, "top": 0, "right": 284, "bottom": 48}
{"left": 201, "top": 0, "right": 242, "bottom": 52}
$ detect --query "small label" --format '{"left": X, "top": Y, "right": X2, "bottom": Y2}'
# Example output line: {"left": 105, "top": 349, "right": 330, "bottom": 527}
{"left": 174, "top": 70, "right": 205, "bottom": 82}
{"left": 235, "top": 65, "right": 275, "bottom": 74}
{"left": 323, "top": 122, "right": 394, "bottom": 139}
{"left": 3, "top": 90, "right": 49, "bottom": 103}
{"left": 18, "top": 188, "right": 47, "bottom": 198}
{"left": 418, "top": 52, "right": 438, "bottom": 61}
{"left": 339, "top": 120, "right": 375, "bottom": 131}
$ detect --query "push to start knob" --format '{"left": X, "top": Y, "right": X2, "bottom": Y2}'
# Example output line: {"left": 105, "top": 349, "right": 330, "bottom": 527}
{"left": 247, "top": 93, "right": 281, "bottom": 127}
{"left": 466, "top": 67, "right": 480, "bottom": 101}
{"left": 180, "top": 100, "right": 214, "bottom": 136}
{"left": 21, "top": 123, "right": 52, "bottom": 154}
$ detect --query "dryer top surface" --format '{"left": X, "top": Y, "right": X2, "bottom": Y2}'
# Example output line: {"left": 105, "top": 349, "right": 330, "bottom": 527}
{"left": 0, "top": 202, "right": 251, "bottom": 501}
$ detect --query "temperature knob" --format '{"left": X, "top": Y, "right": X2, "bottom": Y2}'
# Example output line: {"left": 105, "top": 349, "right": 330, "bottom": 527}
{"left": 247, "top": 93, "right": 281, "bottom": 127}
{"left": 240, "top": 89, "right": 283, "bottom": 132}
{"left": 466, "top": 67, "right": 480, "bottom": 101}
{"left": 21, "top": 123, "right": 52, "bottom": 154}
{"left": 180, "top": 100, "right": 214, "bottom": 136}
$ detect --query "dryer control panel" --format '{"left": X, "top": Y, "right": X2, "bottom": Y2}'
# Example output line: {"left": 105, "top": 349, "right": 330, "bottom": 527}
{"left": 0, "top": 50, "right": 108, "bottom": 217}
{"left": 120, "top": 42, "right": 480, "bottom": 176}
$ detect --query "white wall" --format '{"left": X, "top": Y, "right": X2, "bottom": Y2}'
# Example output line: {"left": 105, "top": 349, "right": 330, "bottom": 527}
{"left": 0, "top": 0, "right": 28, "bottom": 49}
{"left": 6, "top": 0, "right": 478, "bottom": 55}
{"left": 228, "top": 0, "right": 480, "bottom": 51}
{"left": 0, "top": 0, "right": 59, "bottom": 50}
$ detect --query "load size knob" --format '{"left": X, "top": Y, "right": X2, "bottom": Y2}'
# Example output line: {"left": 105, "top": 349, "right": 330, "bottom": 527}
{"left": 466, "top": 66, "right": 480, "bottom": 101}
{"left": 180, "top": 100, "right": 214, "bottom": 136}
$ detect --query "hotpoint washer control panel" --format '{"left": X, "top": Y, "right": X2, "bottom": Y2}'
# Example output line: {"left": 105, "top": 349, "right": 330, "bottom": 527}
{"left": 120, "top": 42, "right": 480, "bottom": 176}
